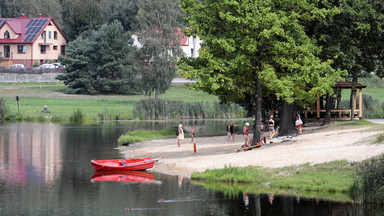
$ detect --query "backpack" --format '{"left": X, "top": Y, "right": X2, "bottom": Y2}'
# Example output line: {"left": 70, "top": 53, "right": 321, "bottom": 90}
{"left": 176, "top": 129, "right": 179, "bottom": 136}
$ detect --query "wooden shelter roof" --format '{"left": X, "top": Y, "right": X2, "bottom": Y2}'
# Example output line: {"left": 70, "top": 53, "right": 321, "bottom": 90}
{"left": 335, "top": 81, "right": 366, "bottom": 89}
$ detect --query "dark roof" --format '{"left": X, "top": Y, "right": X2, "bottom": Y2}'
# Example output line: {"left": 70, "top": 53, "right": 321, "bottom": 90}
{"left": 0, "top": 15, "right": 67, "bottom": 44}
{"left": 335, "top": 81, "right": 366, "bottom": 89}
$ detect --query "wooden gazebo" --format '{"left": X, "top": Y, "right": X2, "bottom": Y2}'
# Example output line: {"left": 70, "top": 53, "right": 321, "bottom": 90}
{"left": 302, "top": 81, "right": 367, "bottom": 120}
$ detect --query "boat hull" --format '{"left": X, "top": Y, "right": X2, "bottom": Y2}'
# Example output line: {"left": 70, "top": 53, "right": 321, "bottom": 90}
{"left": 90, "top": 157, "right": 155, "bottom": 171}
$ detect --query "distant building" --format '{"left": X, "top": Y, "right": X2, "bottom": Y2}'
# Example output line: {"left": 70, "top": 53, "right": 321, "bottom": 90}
{"left": 132, "top": 28, "right": 202, "bottom": 58}
{"left": 178, "top": 29, "right": 202, "bottom": 58}
{"left": 0, "top": 14, "right": 67, "bottom": 67}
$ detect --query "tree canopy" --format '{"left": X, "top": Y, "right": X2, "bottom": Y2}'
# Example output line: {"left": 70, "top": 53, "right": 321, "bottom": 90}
{"left": 309, "top": 0, "right": 384, "bottom": 81}
{"left": 135, "top": 0, "right": 184, "bottom": 98}
{"left": 178, "top": 0, "right": 346, "bottom": 141}
{"left": 57, "top": 21, "right": 139, "bottom": 94}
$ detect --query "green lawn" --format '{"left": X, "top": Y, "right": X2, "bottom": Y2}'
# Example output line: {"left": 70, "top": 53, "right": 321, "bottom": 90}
{"left": 0, "top": 83, "right": 220, "bottom": 121}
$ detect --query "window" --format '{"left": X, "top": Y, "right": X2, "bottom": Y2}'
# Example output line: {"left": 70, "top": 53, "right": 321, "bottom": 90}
{"left": 4, "top": 45, "right": 10, "bottom": 58}
{"left": 4, "top": 31, "right": 10, "bottom": 39}
{"left": 54, "top": 31, "right": 58, "bottom": 39}
{"left": 41, "top": 31, "right": 46, "bottom": 39}
{"left": 49, "top": 31, "right": 51, "bottom": 39}
{"left": 53, "top": 45, "right": 58, "bottom": 50}
{"left": 40, "top": 45, "right": 46, "bottom": 54}
{"left": 18, "top": 45, "right": 26, "bottom": 54}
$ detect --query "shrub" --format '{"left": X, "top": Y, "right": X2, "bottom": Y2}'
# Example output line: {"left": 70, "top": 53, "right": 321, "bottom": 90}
{"left": 352, "top": 155, "right": 384, "bottom": 203}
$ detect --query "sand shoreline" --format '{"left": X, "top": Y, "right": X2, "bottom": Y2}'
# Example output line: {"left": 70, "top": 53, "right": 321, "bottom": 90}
{"left": 120, "top": 124, "right": 384, "bottom": 177}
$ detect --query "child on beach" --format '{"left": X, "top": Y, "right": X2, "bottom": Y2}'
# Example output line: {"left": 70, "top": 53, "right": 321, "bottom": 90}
{"left": 190, "top": 125, "right": 195, "bottom": 142}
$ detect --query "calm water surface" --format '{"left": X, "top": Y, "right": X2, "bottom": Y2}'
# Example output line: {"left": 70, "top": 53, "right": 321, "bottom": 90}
{"left": 0, "top": 122, "right": 380, "bottom": 215}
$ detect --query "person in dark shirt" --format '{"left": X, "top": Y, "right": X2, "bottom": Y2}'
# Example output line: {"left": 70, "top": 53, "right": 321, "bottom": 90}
{"left": 227, "top": 121, "right": 238, "bottom": 141}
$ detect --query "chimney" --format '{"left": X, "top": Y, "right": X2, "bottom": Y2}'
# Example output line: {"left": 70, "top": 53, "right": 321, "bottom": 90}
{"left": 20, "top": 14, "right": 27, "bottom": 19}
{"left": 37, "top": 14, "right": 44, "bottom": 18}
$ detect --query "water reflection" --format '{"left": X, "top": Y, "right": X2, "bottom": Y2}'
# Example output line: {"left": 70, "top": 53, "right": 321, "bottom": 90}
{"left": 0, "top": 122, "right": 383, "bottom": 216}
{"left": 0, "top": 123, "right": 62, "bottom": 186}
{"left": 91, "top": 170, "right": 161, "bottom": 184}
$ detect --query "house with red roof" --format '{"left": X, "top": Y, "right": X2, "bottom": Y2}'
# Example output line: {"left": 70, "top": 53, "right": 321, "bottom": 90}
{"left": 177, "top": 28, "right": 202, "bottom": 58}
{"left": 132, "top": 28, "right": 202, "bottom": 58}
{"left": 0, "top": 14, "right": 67, "bottom": 67}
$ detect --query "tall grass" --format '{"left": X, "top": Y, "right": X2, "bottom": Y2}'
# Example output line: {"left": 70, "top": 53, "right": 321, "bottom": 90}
{"left": 69, "top": 108, "right": 85, "bottom": 124}
{"left": 352, "top": 155, "right": 384, "bottom": 204}
{"left": 133, "top": 99, "right": 246, "bottom": 120}
{"left": 0, "top": 98, "right": 8, "bottom": 120}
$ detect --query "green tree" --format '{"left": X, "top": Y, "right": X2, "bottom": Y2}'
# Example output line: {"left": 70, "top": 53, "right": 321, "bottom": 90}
{"left": 309, "top": 0, "right": 384, "bottom": 121}
{"left": 135, "top": 0, "right": 183, "bottom": 98}
{"left": 100, "top": 0, "right": 139, "bottom": 32}
{"left": 63, "top": 0, "right": 105, "bottom": 40}
{"left": 57, "top": 21, "right": 139, "bottom": 94}
{"left": 0, "top": 0, "right": 62, "bottom": 25}
{"left": 178, "top": 0, "right": 345, "bottom": 142}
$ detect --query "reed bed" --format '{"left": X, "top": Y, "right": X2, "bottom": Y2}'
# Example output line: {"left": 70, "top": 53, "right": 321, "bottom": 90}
{"left": 133, "top": 99, "right": 246, "bottom": 120}
{"left": 353, "top": 155, "right": 384, "bottom": 204}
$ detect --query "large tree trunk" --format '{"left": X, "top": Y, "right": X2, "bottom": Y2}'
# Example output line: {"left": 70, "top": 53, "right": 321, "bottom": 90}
{"left": 278, "top": 101, "right": 294, "bottom": 136}
{"left": 251, "top": 78, "right": 262, "bottom": 145}
{"left": 155, "top": 89, "right": 159, "bottom": 99}
{"left": 322, "top": 93, "right": 333, "bottom": 125}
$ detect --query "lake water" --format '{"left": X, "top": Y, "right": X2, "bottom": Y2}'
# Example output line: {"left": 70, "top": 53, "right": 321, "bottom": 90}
{"left": 0, "top": 122, "right": 381, "bottom": 215}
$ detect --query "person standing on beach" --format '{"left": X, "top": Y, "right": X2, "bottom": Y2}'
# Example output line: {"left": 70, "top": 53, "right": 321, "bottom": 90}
{"left": 227, "top": 121, "right": 238, "bottom": 141}
{"left": 295, "top": 116, "right": 303, "bottom": 135}
{"left": 190, "top": 125, "right": 195, "bottom": 142}
{"left": 177, "top": 124, "right": 184, "bottom": 147}
{"left": 268, "top": 115, "right": 275, "bottom": 143}
{"left": 242, "top": 122, "right": 250, "bottom": 147}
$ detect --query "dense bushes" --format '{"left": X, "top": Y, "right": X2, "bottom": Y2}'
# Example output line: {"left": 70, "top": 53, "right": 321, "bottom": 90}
{"left": 353, "top": 155, "right": 384, "bottom": 203}
{"left": 133, "top": 99, "right": 246, "bottom": 120}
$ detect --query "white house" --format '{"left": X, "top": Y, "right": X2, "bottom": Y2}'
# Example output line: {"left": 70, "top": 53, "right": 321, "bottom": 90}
{"left": 132, "top": 28, "right": 202, "bottom": 58}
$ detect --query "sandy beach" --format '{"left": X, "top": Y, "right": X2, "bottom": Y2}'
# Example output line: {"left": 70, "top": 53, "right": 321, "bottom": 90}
{"left": 120, "top": 123, "right": 384, "bottom": 177}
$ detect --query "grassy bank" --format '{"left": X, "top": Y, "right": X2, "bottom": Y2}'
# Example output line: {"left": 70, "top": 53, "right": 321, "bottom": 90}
{"left": 192, "top": 161, "right": 354, "bottom": 193}
{"left": 191, "top": 121, "right": 384, "bottom": 203}
{"left": 117, "top": 127, "right": 177, "bottom": 144}
{"left": 0, "top": 83, "right": 245, "bottom": 122}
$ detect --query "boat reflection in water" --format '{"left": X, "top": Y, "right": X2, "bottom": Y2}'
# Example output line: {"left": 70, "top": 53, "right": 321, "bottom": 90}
{"left": 91, "top": 170, "right": 162, "bottom": 184}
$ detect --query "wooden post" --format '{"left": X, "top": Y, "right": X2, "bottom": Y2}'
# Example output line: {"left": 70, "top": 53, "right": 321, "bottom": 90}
{"left": 353, "top": 89, "right": 357, "bottom": 119}
{"left": 359, "top": 88, "right": 363, "bottom": 119}
{"left": 316, "top": 94, "right": 320, "bottom": 119}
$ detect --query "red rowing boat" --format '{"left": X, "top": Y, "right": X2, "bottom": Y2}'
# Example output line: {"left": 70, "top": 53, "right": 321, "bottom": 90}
{"left": 91, "top": 171, "right": 155, "bottom": 184}
{"left": 90, "top": 157, "right": 155, "bottom": 171}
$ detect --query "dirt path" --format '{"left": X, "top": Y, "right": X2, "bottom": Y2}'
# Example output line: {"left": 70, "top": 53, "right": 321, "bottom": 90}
{"left": 120, "top": 125, "right": 384, "bottom": 177}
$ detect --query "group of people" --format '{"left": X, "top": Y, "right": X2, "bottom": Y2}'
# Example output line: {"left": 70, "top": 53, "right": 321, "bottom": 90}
{"left": 177, "top": 113, "right": 303, "bottom": 147}
{"left": 228, "top": 113, "right": 303, "bottom": 148}
{"left": 177, "top": 124, "right": 195, "bottom": 147}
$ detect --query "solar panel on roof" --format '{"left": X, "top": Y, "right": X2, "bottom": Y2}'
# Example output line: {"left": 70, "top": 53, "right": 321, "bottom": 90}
{"left": 25, "top": 28, "right": 32, "bottom": 34}
{"left": 24, "top": 35, "right": 31, "bottom": 42}
{"left": 33, "top": 27, "right": 40, "bottom": 34}
{"left": 26, "top": 19, "right": 33, "bottom": 27}
{"left": 0, "top": 20, "right": 5, "bottom": 26}
{"left": 23, "top": 19, "right": 49, "bottom": 42}
{"left": 29, "top": 19, "right": 36, "bottom": 26}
